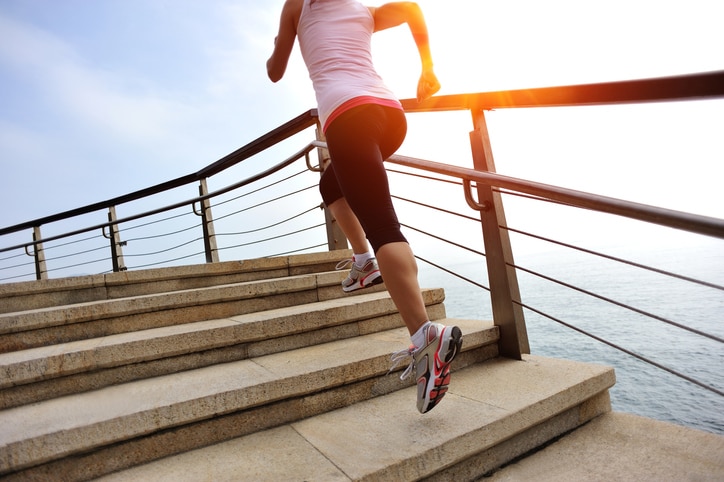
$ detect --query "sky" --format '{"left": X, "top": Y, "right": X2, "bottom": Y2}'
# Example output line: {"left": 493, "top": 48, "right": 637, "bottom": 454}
{"left": 1, "top": 0, "right": 723, "bottom": 277}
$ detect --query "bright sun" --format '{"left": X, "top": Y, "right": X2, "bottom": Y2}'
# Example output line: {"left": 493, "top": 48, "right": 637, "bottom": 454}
{"left": 374, "top": 0, "right": 723, "bottom": 98}
{"left": 370, "top": 0, "right": 490, "bottom": 100}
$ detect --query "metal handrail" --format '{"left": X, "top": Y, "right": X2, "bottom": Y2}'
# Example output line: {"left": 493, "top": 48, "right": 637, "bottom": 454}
{"left": 0, "top": 143, "right": 318, "bottom": 255}
{"left": 387, "top": 170, "right": 724, "bottom": 400}
{"left": 2, "top": 70, "right": 723, "bottom": 285}
{"left": 395, "top": 153, "right": 724, "bottom": 239}
{"left": 0, "top": 110, "right": 318, "bottom": 238}
{"left": 311, "top": 140, "right": 724, "bottom": 239}
{"left": 4, "top": 70, "right": 722, "bottom": 239}
{"left": 401, "top": 70, "right": 724, "bottom": 112}
{"left": 0, "top": 71, "right": 721, "bottom": 435}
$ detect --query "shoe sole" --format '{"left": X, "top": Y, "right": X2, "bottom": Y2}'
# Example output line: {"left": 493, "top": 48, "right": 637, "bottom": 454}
{"left": 341, "top": 271, "right": 384, "bottom": 293}
{"left": 443, "top": 326, "right": 463, "bottom": 363}
{"left": 419, "top": 325, "right": 463, "bottom": 414}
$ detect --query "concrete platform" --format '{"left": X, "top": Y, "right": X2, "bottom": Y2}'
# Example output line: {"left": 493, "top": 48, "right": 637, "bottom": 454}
{"left": 93, "top": 355, "right": 615, "bottom": 481}
{"left": 95, "top": 411, "right": 724, "bottom": 482}
{"left": 486, "top": 411, "right": 724, "bottom": 481}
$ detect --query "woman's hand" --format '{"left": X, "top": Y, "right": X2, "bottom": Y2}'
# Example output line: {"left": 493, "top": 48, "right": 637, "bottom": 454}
{"left": 416, "top": 67, "right": 441, "bottom": 102}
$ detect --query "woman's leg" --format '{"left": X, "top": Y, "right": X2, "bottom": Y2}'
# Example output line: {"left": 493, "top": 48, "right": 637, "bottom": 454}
{"left": 375, "top": 241, "right": 427, "bottom": 335}
{"left": 326, "top": 198, "right": 368, "bottom": 254}
{"left": 321, "top": 168, "right": 369, "bottom": 255}
{"left": 324, "top": 105, "right": 426, "bottom": 334}
{"left": 324, "top": 104, "right": 462, "bottom": 414}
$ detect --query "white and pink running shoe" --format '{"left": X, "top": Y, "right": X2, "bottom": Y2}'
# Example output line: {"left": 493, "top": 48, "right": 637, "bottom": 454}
{"left": 391, "top": 323, "right": 463, "bottom": 413}
{"left": 336, "top": 257, "right": 383, "bottom": 292}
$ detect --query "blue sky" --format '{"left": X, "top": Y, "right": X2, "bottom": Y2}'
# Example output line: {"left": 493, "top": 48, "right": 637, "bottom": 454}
{"left": 0, "top": 0, "right": 301, "bottom": 226}
{"left": 1, "top": 0, "right": 722, "bottom": 257}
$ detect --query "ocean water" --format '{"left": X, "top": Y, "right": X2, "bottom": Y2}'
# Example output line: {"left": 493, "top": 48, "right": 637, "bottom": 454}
{"left": 418, "top": 242, "right": 724, "bottom": 436}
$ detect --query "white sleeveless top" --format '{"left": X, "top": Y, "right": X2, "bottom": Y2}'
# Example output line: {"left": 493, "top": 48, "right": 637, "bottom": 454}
{"left": 297, "top": 0, "right": 402, "bottom": 131}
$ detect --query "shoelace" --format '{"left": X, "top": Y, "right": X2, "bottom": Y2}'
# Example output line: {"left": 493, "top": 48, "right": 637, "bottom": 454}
{"left": 389, "top": 345, "right": 417, "bottom": 381}
{"left": 335, "top": 258, "right": 354, "bottom": 271}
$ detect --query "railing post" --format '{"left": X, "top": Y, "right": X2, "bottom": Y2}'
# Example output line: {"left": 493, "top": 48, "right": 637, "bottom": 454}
{"left": 316, "top": 124, "right": 349, "bottom": 251}
{"left": 107, "top": 206, "right": 127, "bottom": 272}
{"left": 31, "top": 226, "right": 48, "bottom": 280}
{"left": 469, "top": 108, "right": 529, "bottom": 359}
{"left": 198, "top": 178, "right": 220, "bottom": 263}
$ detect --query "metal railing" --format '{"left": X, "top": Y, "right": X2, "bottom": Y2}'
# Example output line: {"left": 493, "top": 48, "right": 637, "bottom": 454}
{"left": 1, "top": 71, "right": 723, "bottom": 432}
{"left": 0, "top": 111, "right": 323, "bottom": 281}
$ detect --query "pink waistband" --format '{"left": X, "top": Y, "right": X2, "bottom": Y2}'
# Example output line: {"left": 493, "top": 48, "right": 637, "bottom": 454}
{"left": 323, "top": 96, "right": 403, "bottom": 132}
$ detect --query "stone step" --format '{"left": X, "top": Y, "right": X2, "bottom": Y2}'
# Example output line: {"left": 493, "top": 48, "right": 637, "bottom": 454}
{"left": 0, "top": 289, "right": 446, "bottom": 409}
{"left": 482, "top": 411, "right": 724, "bottom": 481}
{"left": 0, "top": 267, "right": 390, "bottom": 354}
{"left": 93, "top": 355, "right": 615, "bottom": 482}
{"left": 0, "top": 319, "right": 499, "bottom": 479}
{"left": 0, "top": 251, "right": 353, "bottom": 314}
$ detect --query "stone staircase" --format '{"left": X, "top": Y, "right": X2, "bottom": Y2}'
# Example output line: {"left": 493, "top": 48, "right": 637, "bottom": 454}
{"left": 0, "top": 250, "right": 615, "bottom": 481}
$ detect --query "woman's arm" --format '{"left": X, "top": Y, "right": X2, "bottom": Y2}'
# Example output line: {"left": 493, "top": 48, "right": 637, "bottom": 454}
{"left": 267, "top": 0, "right": 303, "bottom": 82}
{"left": 369, "top": 2, "right": 440, "bottom": 101}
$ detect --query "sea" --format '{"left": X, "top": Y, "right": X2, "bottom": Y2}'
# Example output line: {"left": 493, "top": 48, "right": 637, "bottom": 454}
{"left": 417, "top": 241, "right": 724, "bottom": 436}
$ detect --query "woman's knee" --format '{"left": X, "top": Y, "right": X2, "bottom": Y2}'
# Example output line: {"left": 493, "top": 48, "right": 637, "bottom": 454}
{"left": 319, "top": 165, "right": 343, "bottom": 206}
{"left": 366, "top": 224, "right": 408, "bottom": 253}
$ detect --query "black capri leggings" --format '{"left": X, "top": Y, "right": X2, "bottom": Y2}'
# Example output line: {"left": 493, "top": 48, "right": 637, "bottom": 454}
{"left": 320, "top": 104, "right": 408, "bottom": 252}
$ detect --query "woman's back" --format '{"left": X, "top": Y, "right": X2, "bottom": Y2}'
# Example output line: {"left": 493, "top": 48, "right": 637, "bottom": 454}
{"left": 297, "top": 0, "right": 397, "bottom": 128}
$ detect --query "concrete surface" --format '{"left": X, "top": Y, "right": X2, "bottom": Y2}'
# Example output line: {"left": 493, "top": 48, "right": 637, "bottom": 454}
{"left": 485, "top": 411, "right": 724, "bottom": 481}
{"left": 93, "top": 355, "right": 615, "bottom": 481}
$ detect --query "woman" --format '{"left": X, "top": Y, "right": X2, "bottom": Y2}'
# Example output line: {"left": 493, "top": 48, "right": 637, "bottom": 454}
{"left": 267, "top": 0, "right": 461, "bottom": 414}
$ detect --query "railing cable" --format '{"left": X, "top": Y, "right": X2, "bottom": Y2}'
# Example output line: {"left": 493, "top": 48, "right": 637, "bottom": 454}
{"left": 0, "top": 271, "right": 36, "bottom": 282}
{"left": 266, "top": 242, "right": 329, "bottom": 258}
{"left": 0, "top": 144, "right": 319, "bottom": 256}
{"left": 124, "top": 222, "right": 202, "bottom": 243}
{"left": 39, "top": 233, "right": 101, "bottom": 251}
{"left": 216, "top": 206, "right": 320, "bottom": 237}
{"left": 0, "top": 259, "right": 37, "bottom": 271}
{"left": 0, "top": 252, "right": 25, "bottom": 262}
{"left": 415, "top": 255, "right": 491, "bottom": 292}
{"left": 51, "top": 256, "right": 111, "bottom": 274}
{"left": 402, "top": 223, "right": 486, "bottom": 258}
{"left": 213, "top": 186, "right": 317, "bottom": 223}
{"left": 212, "top": 168, "right": 311, "bottom": 208}
{"left": 503, "top": 226, "right": 724, "bottom": 292}
{"left": 393, "top": 195, "right": 479, "bottom": 223}
{"left": 217, "top": 223, "right": 325, "bottom": 252}
{"left": 511, "top": 262, "right": 724, "bottom": 344}
{"left": 516, "top": 300, "right": 724, "bottom": 398}
{"left": 126, "top": 251, "right": 206, "bottom": 271}
{"left": 122, "top": 210, "right": 194, "bottom": 233}
{"left": 387, "top": 167, "right": 462, "bottom": 186}
{"left": 41, "top": 244, "right": 108, "bottom": 263}
{"left": 123, "top": 237, "right": 204, "bottom": 259}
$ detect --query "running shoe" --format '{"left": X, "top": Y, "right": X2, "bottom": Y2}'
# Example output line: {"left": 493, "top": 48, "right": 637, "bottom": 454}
{"left": 335, "top": 257, "right": 383, "bottom": 292}
{"left": 390, "top": 323, "right": 463, "bottom": 413}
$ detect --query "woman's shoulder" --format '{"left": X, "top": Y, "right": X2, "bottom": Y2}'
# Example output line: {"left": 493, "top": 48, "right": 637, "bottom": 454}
{"left": 281, "top": 0, "right": 304, "bottom": 29}
{"left": 283, "top": 0, "right": 304, "bottom": 18}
